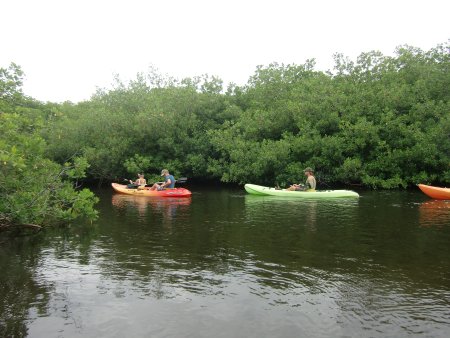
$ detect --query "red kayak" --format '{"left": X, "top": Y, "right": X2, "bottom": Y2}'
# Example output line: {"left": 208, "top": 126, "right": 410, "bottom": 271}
{"left": 418, "top": 184, "right": 450, "bottom": 200}
{"left": 112, "top": 183, "right": 192, "bottom": 197}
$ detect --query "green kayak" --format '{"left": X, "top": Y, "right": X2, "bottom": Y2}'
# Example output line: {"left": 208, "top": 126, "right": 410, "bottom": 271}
{"left": 244, "top": 184, "right": 359, "bottom": 198}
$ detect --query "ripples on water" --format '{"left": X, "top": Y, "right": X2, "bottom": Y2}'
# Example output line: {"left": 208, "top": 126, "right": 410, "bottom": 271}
{"left": 1, "top": 188, "right": 449, "bottom": 337}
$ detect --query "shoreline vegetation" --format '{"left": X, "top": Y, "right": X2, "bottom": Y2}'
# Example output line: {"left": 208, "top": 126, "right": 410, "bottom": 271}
{"left": 1, "top": 42, "right": 449, "bottom": 229}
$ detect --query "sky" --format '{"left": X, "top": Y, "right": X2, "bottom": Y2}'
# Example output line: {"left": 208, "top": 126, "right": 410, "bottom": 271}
{"left": 1, "top": 0, "right": 449, "bottom": 103}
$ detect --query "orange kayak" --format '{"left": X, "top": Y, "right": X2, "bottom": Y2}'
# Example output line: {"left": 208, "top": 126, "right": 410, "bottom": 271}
{"left": 418, "top": 184, "right": 450, "bottom": 200}
{"left": 112, "top": 183, "right": 192, "bottom": 197}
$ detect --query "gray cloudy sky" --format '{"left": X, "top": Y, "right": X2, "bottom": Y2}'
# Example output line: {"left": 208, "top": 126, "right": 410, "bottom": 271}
{"left": 1, "top": 0, "right": 448, "bottom": 102}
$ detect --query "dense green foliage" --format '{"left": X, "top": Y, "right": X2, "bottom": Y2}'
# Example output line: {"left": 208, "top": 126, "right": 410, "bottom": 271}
{"left": 0, "top": 64, "right": 98, "bottom": 230}
{"left": 1, "top": 43, "right": 449, "bottom": 231}
{"left": 44, "top": 42, "right": 449, "bottom": 189}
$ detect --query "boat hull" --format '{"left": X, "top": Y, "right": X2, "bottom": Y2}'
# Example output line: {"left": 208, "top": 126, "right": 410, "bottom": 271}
{"left": 244, "top": 184, "right": 359, "bottom": 198}
{"left": 418, "top": 184, "right": 450, "bottom": 200}
{"left": 112, "top": 183, "right": 192, "bottom": 197}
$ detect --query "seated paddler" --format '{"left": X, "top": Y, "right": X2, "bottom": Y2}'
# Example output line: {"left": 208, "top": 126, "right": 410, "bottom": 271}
{"left": 127, "top": 173, "right": 147, "bottom": 189}
{"left": 286, "top": 167, "right": 316, "bottom": 192}
{"left": 149, "top": 169, "right": 176, "bottom": 191}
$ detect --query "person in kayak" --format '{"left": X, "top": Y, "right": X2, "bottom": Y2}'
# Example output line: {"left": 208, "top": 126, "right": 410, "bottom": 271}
{"left": 287, "top": 167, "right": 316, "bottom": 191}
{"left": 149, "top": 169, "right": 176, "bottom": 190}
{"left": 128, "top": 173, "right": 147, "bottom": 188}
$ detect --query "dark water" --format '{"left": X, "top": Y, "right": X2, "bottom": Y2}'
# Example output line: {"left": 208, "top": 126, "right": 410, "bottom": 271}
{"left": 1, "top": 186, "right": 450, "bottom": 337}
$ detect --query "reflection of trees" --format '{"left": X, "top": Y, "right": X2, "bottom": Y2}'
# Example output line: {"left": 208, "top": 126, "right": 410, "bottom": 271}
{"left": 244, "top": 195, "right": 319, "bottom": 230}
{"left": 105, "top": 192, "right": 233, "bottom": 295}
{"left": 243, "top": 193, "right": 450, "bottom": 289}
{"left": 3, "top": 188, "right": 449, "bottom": 335}
{"left": 111, "top": 187, "right": 353, "bottom": 298}
{"left": 0, "top": 238, "right": 52, "bottom": 337}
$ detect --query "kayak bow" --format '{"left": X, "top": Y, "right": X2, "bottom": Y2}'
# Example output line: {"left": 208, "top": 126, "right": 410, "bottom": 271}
{"left": 418, "top": 184, "right": 450, "bottom": 200}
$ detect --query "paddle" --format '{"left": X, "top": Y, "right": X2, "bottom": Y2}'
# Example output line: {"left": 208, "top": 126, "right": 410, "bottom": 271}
{"left": 122, "top": 177, "right": 187, "bottom": 188}
{"left": 144, "top": 177, "right": 188, "bottom": 187}
{"left": 122, "top": 179, "right": 144, "bottom": 189}
{"left": 123, "top": 178, "right": 141, "bottom": 185}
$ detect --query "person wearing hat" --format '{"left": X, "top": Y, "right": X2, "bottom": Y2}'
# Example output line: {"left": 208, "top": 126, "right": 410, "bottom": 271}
{"left": 287, "top": 167, "right": 316, "bottom": 191}
{"left": 149, "top": 169, "right": 176, "bottom": 190}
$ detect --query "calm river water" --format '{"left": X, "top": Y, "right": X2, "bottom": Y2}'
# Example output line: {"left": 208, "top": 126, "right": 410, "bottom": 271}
{"left": 1, "top": 186, "right": 450, "bottom": 337}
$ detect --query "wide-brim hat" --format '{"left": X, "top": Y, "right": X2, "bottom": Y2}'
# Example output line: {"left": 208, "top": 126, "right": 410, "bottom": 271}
{"left": 303, "top": 167, "right": 314, "bottom": 173}
{"left": 161, "top": 169, "right": 169, "bottom": 176}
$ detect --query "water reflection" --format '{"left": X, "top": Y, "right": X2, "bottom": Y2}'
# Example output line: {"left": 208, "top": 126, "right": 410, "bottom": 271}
{"left": 1, "top": 189, "right": 450, "bottom": 337}
{"left": 244, "top": 195, "right": 359, "bottom": 231}
{"left": 111, "top": 194, "right": 191, "bottom": 224}
{"left": 0, "top": 239, "right": 53, "bottom": 337}
{"left": 419, "top": 200, "right": 450, "bottom": 227}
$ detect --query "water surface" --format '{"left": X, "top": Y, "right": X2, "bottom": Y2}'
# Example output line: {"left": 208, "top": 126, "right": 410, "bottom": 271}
{"left": 1, "top": 186, "right": 449, "bottom": 337}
